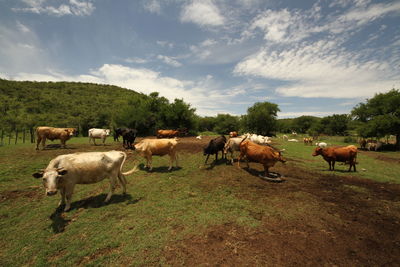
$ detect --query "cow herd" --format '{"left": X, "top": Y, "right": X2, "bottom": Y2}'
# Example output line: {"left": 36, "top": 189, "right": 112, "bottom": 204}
{"left": 32, "top": 126, "right": 363, "bottom": 212}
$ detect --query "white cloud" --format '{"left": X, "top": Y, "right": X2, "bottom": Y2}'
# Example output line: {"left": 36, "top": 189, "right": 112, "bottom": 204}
{"left": 12, "top": 0, "right": 95, "bottom": 16}
{"left": 156, "top": 40, "right": 174, "bottom": 49}
{"left": 234, "top": 40, "right": 399, "bottom": 98}
{"left": 180, "top": 0, "right": 225, "bottom": 27}
{"left": 157, "top": 55, "right": 182, "bottom": 67}
{"left": 124, "top": 57, "right": 149, "bottom": 64}
{"left": 143, "top": 0, "right": 161, "bottom": 14}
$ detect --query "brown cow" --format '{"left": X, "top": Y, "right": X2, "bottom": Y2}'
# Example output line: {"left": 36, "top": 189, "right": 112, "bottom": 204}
{"left": 359, "top": 138, "right": 367, "bottom": 150}
{"left": 229, "top": 131, "right": 238, "bottom": 138}
{"left": 134, "top": 138, "right": 179, "bottom": 171}
{"left": 312, "top": 145, "right": 357, "bottom": 172}
{"left": 237, "top": 140, "right": 286, "bottom": 177}
{"left": 303, "top": 137, "right": 313, "bottom": 145}
{"left": 156, "top": 129, "right": 180, "bottom": 138}
{"left": 36, "top": 127, "right": 77, "bottom": 150}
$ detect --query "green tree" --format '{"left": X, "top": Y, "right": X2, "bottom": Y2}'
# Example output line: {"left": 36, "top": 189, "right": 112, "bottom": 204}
{"left": 292, "top": 116, "right": 320, "bottom": 134}
{"left": 319, "top": 114, "right": 349, "bottom": 136}
{"left": 243, "top": 102, "right": 280, "bottom": 136}
{"left": 213, "top": 114, "right": 239, "bottom": 134}
{"left": 352, "top": 89, "right": 400, "bottom": 149}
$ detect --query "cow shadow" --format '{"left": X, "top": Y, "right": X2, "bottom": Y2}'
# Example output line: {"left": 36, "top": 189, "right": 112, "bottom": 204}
{"left": 42, "top": 144, "right": 77, "bottom": 150}
{"left": 242, "top": 167, "right": 284, "bottom": 182}
{"left": 204, "top": 158, "right": 228, "bottom": 170}
{"left": 49, "top": 193, "right": 140, "bottom": 233}
{"left": 138, "top": 163, "right": 182, "bottom": 173}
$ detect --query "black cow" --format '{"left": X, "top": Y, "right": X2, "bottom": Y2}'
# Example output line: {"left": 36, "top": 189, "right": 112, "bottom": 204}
{"left": 115, "top": 128, "right": 138, "bottom": 149}
{"left": 203, "top": 135, "right": 227, "bottom": 164}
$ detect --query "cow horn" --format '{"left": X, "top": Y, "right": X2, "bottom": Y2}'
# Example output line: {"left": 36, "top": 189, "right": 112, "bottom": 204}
{"left": 280, "top": 149, "right": 286, "bottom": 152}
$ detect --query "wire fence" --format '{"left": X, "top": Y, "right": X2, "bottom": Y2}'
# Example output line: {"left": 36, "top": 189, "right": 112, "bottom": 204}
{"left": 0, "top": 129, "right": 35, "bottom": 146}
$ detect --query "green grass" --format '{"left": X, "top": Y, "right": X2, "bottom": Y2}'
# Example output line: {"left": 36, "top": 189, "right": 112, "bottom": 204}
{"left": 0, "top": 136, "right": 399, "bottom": 265}
{"left": 279, "top": 136, "right": 400, "bottom": 183}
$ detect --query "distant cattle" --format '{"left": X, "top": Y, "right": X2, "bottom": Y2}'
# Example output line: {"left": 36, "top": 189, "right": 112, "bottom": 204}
{"left": 134, "top": 138, "right": 179, "bottom": 171}
{"left": 115, "top": 128, "right": 137, "bottom": 149}
{"left": 229, "top": 131, "right": 238, "bottom": 138}
{"left": 237, "top": 140, "right": 286, "bottom": 177}
{"left": 242, "top": 133, "right": 271, "bottom": 145}
{"left": 367, "top": 141, "right": 383, "bottom": 151}
{"left": 312, "top": 145, "right": 358, "bottom": 172}
{"left": 288, "top": 139, "right": 299, "bottom": 142}
{"left": 224, "top": 137, "right": 245, "bottom": 164}
{"left": 88, "top": 128, "right": 110, "bottom": 145}
{"left": 303, "top": 137, "right": 313, "bottom": 145}
{"left": 36, "top": 126, "right": 77, "bottom": 150}
{"left": 157, "top": 128, "right": 188, "bottom": 138}
{"left": 32, "top": 151, "right": 137, "bottom": 211}
{"left": 359, "top": 139, "right": 367, "bottom": 150}
{"left": 204, "top": 135, "right": 227, "bottom": 164}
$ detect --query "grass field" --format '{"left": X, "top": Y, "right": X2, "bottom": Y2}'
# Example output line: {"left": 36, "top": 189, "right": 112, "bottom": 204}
{"left": 0, "top": 136, "right": 399, "bottom": 266}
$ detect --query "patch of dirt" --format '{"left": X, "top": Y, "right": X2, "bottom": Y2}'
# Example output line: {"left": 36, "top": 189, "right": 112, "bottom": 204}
{"left": 360, "top": 151, "right": 400, "bottom": 164}
{"left": 163, "top": 137, "right": 400, "bottom": 266}
{"left": 0, "top": 187, "right": 42, "bottom": 202}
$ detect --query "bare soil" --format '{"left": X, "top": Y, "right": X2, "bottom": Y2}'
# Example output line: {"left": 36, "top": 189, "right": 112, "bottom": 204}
{"left": 164, "top": 137, "right": 400, "bottom": 266}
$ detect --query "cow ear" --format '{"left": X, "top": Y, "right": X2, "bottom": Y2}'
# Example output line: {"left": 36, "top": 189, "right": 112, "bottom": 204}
{"left": 57, "top": 168, "right": 68, "bottom": 175}
{"left": 32, "top": 171, "right": 44, "bottom": 179}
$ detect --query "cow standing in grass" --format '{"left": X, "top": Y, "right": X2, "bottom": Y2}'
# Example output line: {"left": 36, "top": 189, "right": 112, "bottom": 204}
{"left": 312, "top": 145, "right": 358, "bottom": 172}
{"left": 36, "top": 126, "right": 77, "bottom": 150}
{"left": 203, "top": 135, "right": 227, "bottom": 164}
{"left": 88, "top": 128, "right": 110, "bottom": 145}
{"left": 134, "top": 138, "right": 179, "bottom": 171}
{"left": 32, "top": 151, "right": 137, "bottom": 211}
{"left": 237, "top": 140, "right": 286, "bottom": 177}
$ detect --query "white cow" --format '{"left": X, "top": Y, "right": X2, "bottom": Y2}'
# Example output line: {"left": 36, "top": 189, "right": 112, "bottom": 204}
{"left": 223, "top": 137, "right": 246, "bottom": 164}
{"left": 89, "top": 128, "right": 111, "bottom": 145}
{"left": 288, "top": 139, "right": 299, "bottom": 142}
{"left": 315, "top": 142, "right": 327, "bottom": 148}
{"left": 249, "top": 134, "right": 272, "bottom": 145}
{"left": 32, "top": 151, "right": 137, "bottom": 211}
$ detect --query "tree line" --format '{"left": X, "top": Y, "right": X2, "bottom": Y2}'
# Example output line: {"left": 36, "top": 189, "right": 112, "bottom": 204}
{"left": 0, "top": 79, "right": 399, "bottom": 149}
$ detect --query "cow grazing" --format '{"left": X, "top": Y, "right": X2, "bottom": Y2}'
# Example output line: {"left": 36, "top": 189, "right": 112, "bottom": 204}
{"left": 224, "top": 137, "right": 245, "bottom": 164}
{"left": 312, "top": 145, "right": 358, "bottom": 172}
{"left": 156, "top": 128, "right": 187, "bottom": 138}
{"left": 237, "top": 140, "right": 286, "bottom": 177}
{"left": 359, "top": 138, "right": 367, "bottom": 150}
{"left": 303, "top": 137, "right": 313, "bottom": 145}
{"left": 115, "top": 128, "right": 138, "bottom": 149}
{"left": 229, "top": 131, "right": 238, "bottom": 138}
{"left": 288, "top": 139, "right": 299, "bottom": 142}
{"left": 36, "top": 126, "right": 77, "bottom": 150}
{"left": 88, "top": 128, "right": 111, "bottom": 145}
{"left": 32, "top": 151, "right": 137, "bottom": 211}
{"left": 134, "top": 138, "right": 179, "bottom": 171}
{"left": 203, "top": 135, "right": 227, "bottom": 164}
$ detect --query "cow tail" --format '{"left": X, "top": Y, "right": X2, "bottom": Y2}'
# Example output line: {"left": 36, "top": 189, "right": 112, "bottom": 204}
{"left": 121, "top": 151, "right": 138, "bottom": 176}
{"left": 239, "top": 136, "right": 247, "bottom": 145}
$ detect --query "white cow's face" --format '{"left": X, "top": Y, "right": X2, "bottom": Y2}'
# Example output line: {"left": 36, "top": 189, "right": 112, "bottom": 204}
{"left": 33, "top": 168, "right": 68, "bottom": 196}
{"left": 105, "top": 129, "right": 111, "bottom": 136}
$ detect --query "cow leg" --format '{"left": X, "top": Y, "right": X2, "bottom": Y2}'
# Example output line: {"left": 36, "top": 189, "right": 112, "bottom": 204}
{"left": 331, "top": 161, "right": 335, "bottom": 171}
{"left": 58, "top": 188, "right": 66, "bottom": 208}
{"left": 205, "top": 154, "right": 210, "bottom": 164}
{"left": 61, "top": 139, "right": 66, "bottom": 149}
{"left": 117, "top": 173, "right": 127, "bottom": 194}
{"left": 263, "top": 165, "right": 269, "bottom": 177}
{"left": 147, "top": 156, "right": 153, "bottom": 171}
{"left": 36, "top": 136, "right": 41, "bottom": 150}
{"left": 64, "top": 186, "right": 75, "bottom": 212}
{"left": 168, "top": 154, "right": 173, "bottom": 171}
{"left": 102, "top": 137, "right": 106, "bottom": 146}
{"left": 41, "top": 137, "right": 46, "bottom": 150}
{"left": 215, "top": 152, "right": 218, "bottom": 162}
{"left": 105, "top": 177, "right": 117, "bottom": 202}
{"left": 230, "top": 151, "right": 234, "bottom": 164}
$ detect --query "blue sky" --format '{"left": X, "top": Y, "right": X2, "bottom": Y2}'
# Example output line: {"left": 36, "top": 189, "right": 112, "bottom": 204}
{"left": 1, "top": 0, "right": 399, "bottom": 117}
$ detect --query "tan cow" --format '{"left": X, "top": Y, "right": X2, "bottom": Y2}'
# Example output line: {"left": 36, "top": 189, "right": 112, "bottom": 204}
{"left": 223, "top": 137, "right": 245, "bottom": 164}
{"left": 312, "top": 145, "right": 358, "bottom": 172}
{"left": 32, "top": 151, "right": 137, "bottom": 211}
{"left": 134, "top": 138, "right": 179, "bottom": 171}
{"left": 229, "top": 131, "right": 238, "bottom": 138}
{"left": 36, "top": 126, "right": 77, "bottom": 150}
{"left": 237, "top": 140, "right": 286, "bottom": 177}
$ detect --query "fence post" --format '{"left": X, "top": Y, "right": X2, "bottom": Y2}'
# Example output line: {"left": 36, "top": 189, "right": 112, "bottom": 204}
{"left": 0, "top": 130, "right": 3, "bottom": 146}
{"left": 23, "top": 129, "right": 26, "bottom": 143}
{"left": 8, "top": 131, "right": 11, "bottom": 145}
{"left": 15, "top": 129, "right": 18, "bottom": 144}
{"left": 30, "top": 127, "right": 35, "bottom": 143}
